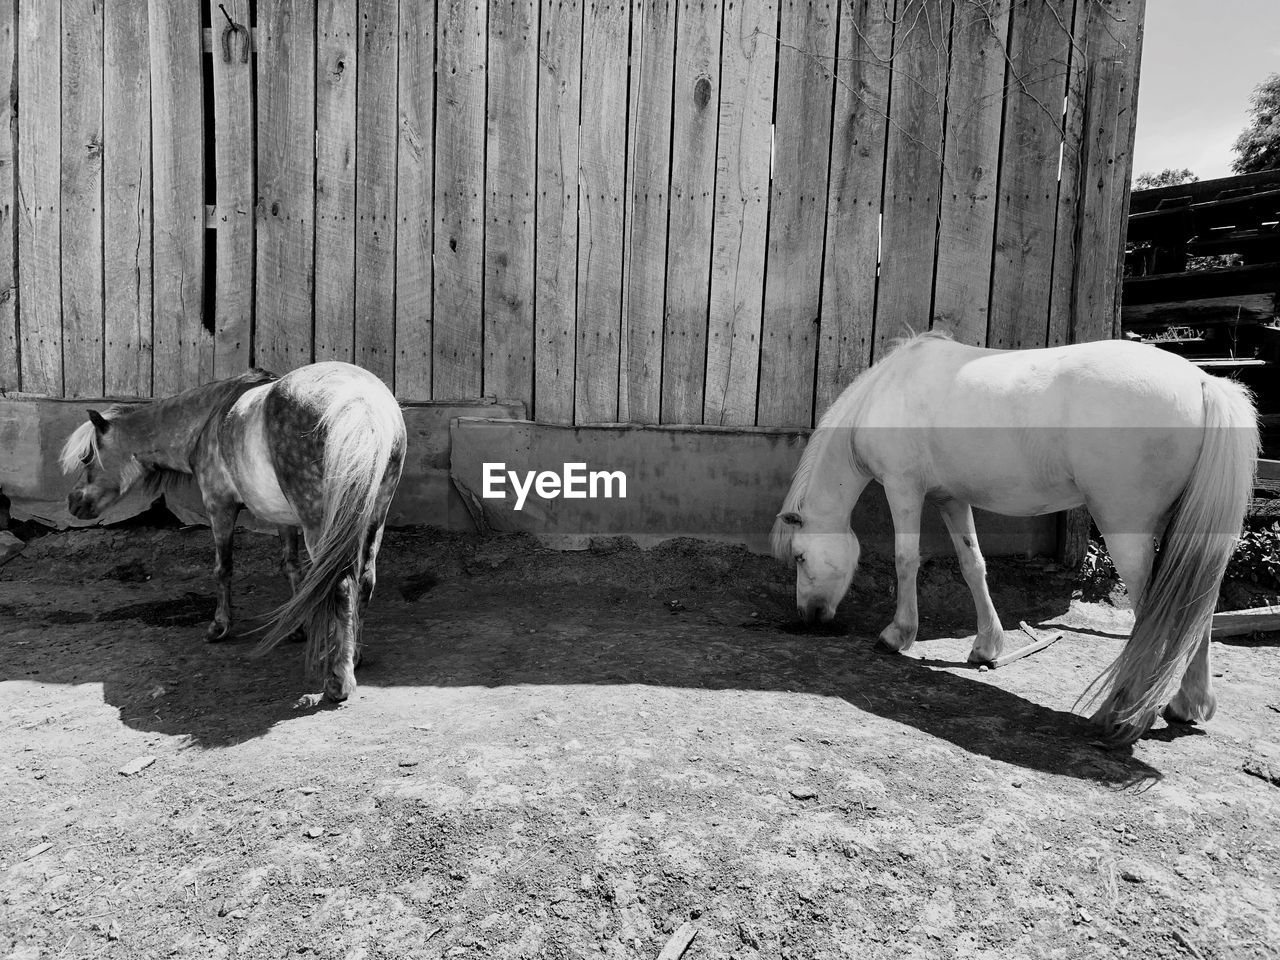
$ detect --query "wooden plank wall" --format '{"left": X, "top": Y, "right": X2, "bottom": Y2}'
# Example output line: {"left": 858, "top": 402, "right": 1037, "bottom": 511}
{"left": 2, "top": 0, "right": 1147, "bottom": 431}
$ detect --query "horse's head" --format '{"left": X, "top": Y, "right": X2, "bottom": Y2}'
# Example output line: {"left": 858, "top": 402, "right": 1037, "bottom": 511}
{"left": 60, "top": 409, "right": 143, "bottom": 519}
{"left": 771, "top": 508, "right": 860, "bottom": 624}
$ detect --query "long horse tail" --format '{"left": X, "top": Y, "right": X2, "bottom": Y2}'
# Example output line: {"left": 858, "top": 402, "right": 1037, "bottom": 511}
{"left": 1086, "top": 374, "right": 1258, "bottom": 744}
{"left": 254, "top": 391, "right": 404, "bottom": 665}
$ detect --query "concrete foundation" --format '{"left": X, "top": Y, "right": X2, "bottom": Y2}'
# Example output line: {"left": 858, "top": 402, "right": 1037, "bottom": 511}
{"left": 449, "top": 418, "right": 1057, "bottom": 558}
{"left": 0, "top": 398, "right": 1056, "bottom": 557}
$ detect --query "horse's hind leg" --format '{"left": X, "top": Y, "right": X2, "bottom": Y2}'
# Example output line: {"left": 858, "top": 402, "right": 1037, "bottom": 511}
{"left": 346, "top": 525, "right": 387, "bottom": 670}
{"left": 879, "top": 483, "right": 923, "bottom": 653}
{"left": 1100, "top": 531, "right": 1155, "bottom": 611}
{"left": 1164, "top": 634, "right": 1216, "bottom": 724}
{"left": 277, "top": 524, "right": 306, "bottom": 643}
{"left": 937, "top": 500, "right": 1006, "bottom": 663}
{"left": 324, "top": 571, "right": 359, "bottom": 703}
{"left": 205, "top": 500, "right": 241, "bottom": 642}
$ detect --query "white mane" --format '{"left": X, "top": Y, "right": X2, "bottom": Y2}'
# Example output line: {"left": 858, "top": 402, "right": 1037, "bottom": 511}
{"left": 771, "top": 330, "right": 951, "bottom": 559}
{"left": 59, "top": 420, "right": 101, "bottom": 474}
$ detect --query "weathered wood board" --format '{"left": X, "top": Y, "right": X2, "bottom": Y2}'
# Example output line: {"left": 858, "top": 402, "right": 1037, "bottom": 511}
{"left": 394, "top": 0, "right": 436, "bottom": 398}
{"left": 209, "top": 0, "right": 254, "bottom": 379}
{"left": 533, "top": 0, "right": 581, "bottom": 425}
{"left": 575, "top": 0, "right": 629, "bottom": 423}
{"left": 433, "top": 0, "right": 486, "bottom": 400}
{"left": 756, "top": 0, "right": 837, "bottom": 427}
{"left": 484, "top": 0, "right": 538, "bottom": 408}
{"left": 703, "top": 0, "right": 775, "bottom": 426}
{"left": 255, "top": 0, "right": 316, "bottom": 375}
{"left": 314, "top": 0, "right": 358, "bottom": 363}
{"left": 150, "top": 0, "right": 209, "bottom": 395}
{"left": 620, "top": 0, "right": 676, "bottom": 425}
{"left": 355, "top": 0, "right": 398, "bottom": 384}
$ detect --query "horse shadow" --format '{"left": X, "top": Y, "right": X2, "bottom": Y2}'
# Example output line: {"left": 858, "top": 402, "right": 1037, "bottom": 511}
{"left": 3, "top": 531, "right": 1167, "bottom": 787}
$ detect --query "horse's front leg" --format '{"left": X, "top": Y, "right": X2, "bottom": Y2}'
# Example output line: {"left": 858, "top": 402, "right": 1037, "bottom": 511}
{"left": 323, "top": 572, "right": 359, "bottom": 703}
{"left": 1164, "top": 633, "right": 1217, "bottom": 724}
{"left": 937, "top": 499, "right": 1006, "bottom": 663}
{"left": 205, "top": 499, "right": 241, "bottom": 642}
{"left": 879, "top": 483, "right": 923, "bottom": 653}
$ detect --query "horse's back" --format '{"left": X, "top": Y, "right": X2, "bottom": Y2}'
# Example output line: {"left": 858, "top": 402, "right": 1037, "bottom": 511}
{"left": 854, "top": 335, "right": 1213, "bottom": 518}
{"left": 871, "top": 336, "right": 1208, "bottom": 430}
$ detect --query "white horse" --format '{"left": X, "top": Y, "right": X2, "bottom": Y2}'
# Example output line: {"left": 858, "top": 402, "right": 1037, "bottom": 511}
{"left": 772, "top": 332, "right": 1258, "bottom": 745}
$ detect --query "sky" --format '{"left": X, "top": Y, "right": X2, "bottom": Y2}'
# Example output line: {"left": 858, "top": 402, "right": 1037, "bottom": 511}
{"left": 1132, "top": 0, "right": 1280, "bottom": 181}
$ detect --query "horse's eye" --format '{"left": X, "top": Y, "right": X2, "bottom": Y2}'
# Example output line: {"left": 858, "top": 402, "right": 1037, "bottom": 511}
{"left": 794, "top": 553, "right": 805, "bottom": 565}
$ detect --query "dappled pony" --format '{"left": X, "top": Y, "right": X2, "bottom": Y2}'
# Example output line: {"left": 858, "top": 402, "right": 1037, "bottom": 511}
{"left": 61, "top": 362, "right": 406, "bottom": 704}
{"left": 772, "top": 332, "right": 1258, "bottom": 745}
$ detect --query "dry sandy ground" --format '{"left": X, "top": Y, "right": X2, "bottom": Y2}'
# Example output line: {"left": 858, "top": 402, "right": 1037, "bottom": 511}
{"left": 2, "top": 526, "right": 1279, "bottom": 960}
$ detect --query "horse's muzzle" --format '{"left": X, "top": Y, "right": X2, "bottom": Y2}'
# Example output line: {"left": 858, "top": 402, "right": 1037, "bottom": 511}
{"left": 797, "top": 600, "right": 835, "bottom": 625}
{"left": 67, "top": 491, "right": 99, "bottom": 520}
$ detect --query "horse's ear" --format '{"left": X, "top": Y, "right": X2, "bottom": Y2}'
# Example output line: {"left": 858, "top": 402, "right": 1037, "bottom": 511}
{"left": 778, "top": 511, "right": 802, "bottom": 526}
{"left": 87, "top": 410, "right": 110, "bottom": 434}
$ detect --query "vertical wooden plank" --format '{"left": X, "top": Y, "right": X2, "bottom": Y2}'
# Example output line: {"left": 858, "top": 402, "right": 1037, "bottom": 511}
{"left": 0, "top": 3, "right": 18, "bottom": 393}
{"left": 433, "top": 0, "right": 485, "bottom": 399}
{"left": 987, "top": 0, "right": 1074, "bottom": 350}
{"left": 395, "top": 0, "right": 434, "bottom": 398}
{"left": 575, "top": 0, "right": 629, "bottom": 423}
{"left": 619, "top": 0, "right": 674, "bottom": 424}
{"left": 533, "top": 0, "right": 580, "bottom": 424}
{"left": 1065, "top": 0, "right": 1144, "bottom": 344}
{"left": 932, "top": 0, "right": 1010, "bottom": 346}
{"left": 255, "top": 0, "right": 316, "bottom": 375}
{"left": 210, "top": 0, "right": 254, "bottom": 379}
{"left": 815, "top": 0, "right": 893, "bottom": 414}
{"left": 150, "top": 0, "right": 209, "bottom": 395}
{"left": 873, "top": 0, "right": 949, "bottom": 362}
{"left": 61, "top": 0, "right": 104, "bottom": 398}
{"left": 756, "top": 0, "right": 837, "bottom": 427}
{"left": 703, "top": 0, "right": 775, "bottom": 426}
{"left": 103, "top": 0, "right": 151, "bottom": 396}
{"left": 314, "top": 0, "right": 356, "bottom": 363}
{"left": 661, "top": 0, "right": 721, "bottom": 424}
{"left": 1047, "top": 0, "right": 1087, "bottom": 347}
{"left": 484, "top": 0, "right": 537, "bottom": 407}
{"left": 355, "top": 0, "right": 397, "bottom": 384}
{"left": 16, "top": 3, "right": 61, "bottom": 395}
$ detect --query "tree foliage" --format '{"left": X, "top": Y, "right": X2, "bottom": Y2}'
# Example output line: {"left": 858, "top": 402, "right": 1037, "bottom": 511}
{"left": 1133, "top": 168, "right": 1197, "bottom": 190}
{"left": 1231, "top": 73, "right": 1280, "bottom": 174}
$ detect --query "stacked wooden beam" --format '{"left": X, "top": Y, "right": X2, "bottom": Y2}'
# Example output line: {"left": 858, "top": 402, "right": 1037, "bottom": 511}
{"left": 1123, "top": 171, "right": 1280, "bottom": 332}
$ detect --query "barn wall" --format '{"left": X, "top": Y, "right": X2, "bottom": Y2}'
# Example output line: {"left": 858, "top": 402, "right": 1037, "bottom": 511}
{"left": 0, "top": 0, "right": 1146, "bottom": 429}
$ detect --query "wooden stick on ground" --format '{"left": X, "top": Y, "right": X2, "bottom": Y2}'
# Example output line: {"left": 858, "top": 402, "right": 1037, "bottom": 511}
{"left": 656, "top": 922, "right": 698, "bottom": 960}
{"left": 990, "top": 622, "right": 1063, "bottom": 668}
{"left": 1211, "top": 606, "right": 1280, "bottom": 639}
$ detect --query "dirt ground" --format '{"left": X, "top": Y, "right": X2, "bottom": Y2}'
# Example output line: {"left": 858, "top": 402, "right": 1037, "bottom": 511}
{"left": 2, "top": 523, "right": 1279, "bottom": 960}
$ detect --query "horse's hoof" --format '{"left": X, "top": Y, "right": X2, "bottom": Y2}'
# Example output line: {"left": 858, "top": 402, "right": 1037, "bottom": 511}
{"left": 323, "top": 677, "right": 354, "bottom": 703}
{"left": 1163, "top": 692, "right": 1216, "bottom": 725}
{"left": 205, "top": 621, "right": 231, "bottom": 643}
{"left": 293, "top": 692, "right": 324, "bottom": 710}
{"left": 877, "top": 624, "right": 915, "bottom": 653}
{"left": 968, "top": 632, "right": 1004, "bottom": 664}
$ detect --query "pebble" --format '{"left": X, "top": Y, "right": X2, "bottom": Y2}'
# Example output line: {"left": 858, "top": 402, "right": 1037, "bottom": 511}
{"left": 305, "top": 826, "right": 323, "bottom": 838}
{"left": 789, "top": 787, "right": 818, "bottom": 801}
{"left": 118, "top": 756, "right": 157, "bottom": 777}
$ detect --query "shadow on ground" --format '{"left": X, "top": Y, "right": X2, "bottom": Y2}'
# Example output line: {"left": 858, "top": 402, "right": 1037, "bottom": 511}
{"left": 1, "top": 527, "right": 1175, "bottom": 785}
